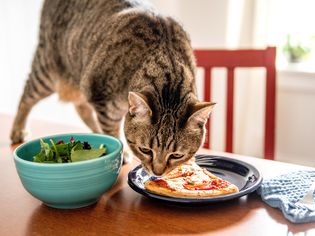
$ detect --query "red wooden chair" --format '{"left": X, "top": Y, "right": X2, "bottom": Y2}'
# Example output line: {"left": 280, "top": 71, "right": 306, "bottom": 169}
{"left": 194, "top": 47, "right": 276, "bottom": 160}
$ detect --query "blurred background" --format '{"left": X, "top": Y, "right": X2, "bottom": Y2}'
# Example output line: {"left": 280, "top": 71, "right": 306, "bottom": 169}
{"left": 1, "top": 0, "right": 315, "bottom": 166}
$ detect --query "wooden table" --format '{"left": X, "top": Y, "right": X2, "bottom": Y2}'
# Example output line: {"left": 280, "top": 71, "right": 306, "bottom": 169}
{"left": 1, "top": 113, "right": 315, "bottom": 236}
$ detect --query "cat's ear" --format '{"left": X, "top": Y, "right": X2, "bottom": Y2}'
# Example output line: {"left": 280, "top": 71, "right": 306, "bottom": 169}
{"left": 186, "top": 102, "right": 216, "bottom": 129}
{"left": 128, "top": 92, "right": 152, "bottom": 118}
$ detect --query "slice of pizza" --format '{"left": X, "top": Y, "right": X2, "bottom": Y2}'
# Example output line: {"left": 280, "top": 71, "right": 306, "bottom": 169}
{"left": 144, "top": 160, "right": 239, "bottom": 198}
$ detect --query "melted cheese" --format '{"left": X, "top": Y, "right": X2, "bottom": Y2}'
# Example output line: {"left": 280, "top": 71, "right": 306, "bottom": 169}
{"left": 163, "top": 162, "right": 213, "bottom": 192}
{"left": 146, "top": 160, "right": 239, "bottom": 197}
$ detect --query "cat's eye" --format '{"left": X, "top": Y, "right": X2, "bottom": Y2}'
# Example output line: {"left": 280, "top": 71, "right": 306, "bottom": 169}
{"left": 169, "top": 153, "right": 184, "bottom": 160}
{"left": 139, "top": 147, "right": 152, "bottom": 155}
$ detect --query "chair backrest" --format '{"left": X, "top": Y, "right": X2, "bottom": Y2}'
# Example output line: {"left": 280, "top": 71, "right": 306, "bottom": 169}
{"left": 194, "top": 47, "right": 276, "bottom": 160}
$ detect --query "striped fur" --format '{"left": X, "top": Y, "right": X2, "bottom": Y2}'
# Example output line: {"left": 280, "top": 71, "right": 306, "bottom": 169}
{"left": 11, "top": 0, "right": 214, "bottom": 175}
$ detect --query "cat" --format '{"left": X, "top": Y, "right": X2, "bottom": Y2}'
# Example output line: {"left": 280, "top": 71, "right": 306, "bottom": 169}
{"left": 10, "top": 0, "right": 215, "bottom": 176}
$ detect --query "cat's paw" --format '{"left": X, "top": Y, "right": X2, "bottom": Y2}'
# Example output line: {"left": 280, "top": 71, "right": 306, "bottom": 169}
{"left": 122, "top": 150, "right": 133, "bottom": 164}
{"left": 10, "top": 129, "right": 28, "bottom": 144}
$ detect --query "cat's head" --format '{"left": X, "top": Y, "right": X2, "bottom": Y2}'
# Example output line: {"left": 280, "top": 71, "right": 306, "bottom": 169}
{"left": 124, "top": 91, "right": 215, "bottom": 176}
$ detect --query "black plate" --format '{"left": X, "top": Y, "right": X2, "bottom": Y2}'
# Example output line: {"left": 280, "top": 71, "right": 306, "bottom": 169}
{"left": 127, "top": 154, "right": 263, "bottom": 205}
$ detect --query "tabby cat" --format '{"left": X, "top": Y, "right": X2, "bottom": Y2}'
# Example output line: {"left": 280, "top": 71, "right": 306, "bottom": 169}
{"left": 10, "top": 0, "right": 215, "bottom": 176}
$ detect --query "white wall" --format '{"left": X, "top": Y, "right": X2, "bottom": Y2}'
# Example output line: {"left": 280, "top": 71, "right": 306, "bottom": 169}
{"left": 276, "top": 70, "right": 315, "bottom": 167}
{"left": 151, "top": 0, "right": 229, "bottom": 48}
{"left": 0, "top": 0, "right": 85, "bottom": 128}
{"left": 0, "top": 0, "right": 40, "bottom": 113}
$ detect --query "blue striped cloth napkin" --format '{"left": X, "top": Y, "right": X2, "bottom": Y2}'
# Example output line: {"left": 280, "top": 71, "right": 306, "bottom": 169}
{"left": 257, "top": 170, "right": 315, "bottom": 223}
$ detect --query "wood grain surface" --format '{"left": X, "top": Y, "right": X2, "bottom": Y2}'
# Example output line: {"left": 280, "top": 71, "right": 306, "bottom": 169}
{"left": 1, "top": 113, "right": 314, "bottom": 236}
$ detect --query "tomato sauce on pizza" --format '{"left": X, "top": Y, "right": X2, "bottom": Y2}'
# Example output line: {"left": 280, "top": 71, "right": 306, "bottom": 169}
{"left": 144, "top": 160, "right": 239, "bottom": 198}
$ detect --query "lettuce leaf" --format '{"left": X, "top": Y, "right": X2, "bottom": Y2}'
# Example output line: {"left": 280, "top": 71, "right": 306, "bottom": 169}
{"left": 33, "top": 138, "right": 106, "bottom": 163}
{"left": 71, "top": 147, "right": 106, "bottom": 162}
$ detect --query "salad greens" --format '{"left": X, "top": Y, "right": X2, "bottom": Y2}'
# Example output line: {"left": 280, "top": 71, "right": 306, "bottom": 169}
{"left": 33, "top": 137, "right": 106, "bottom": 163}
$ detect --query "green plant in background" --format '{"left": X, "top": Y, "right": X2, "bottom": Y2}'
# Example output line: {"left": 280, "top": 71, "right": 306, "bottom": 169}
{"left": 282, "top": 35, "right": 311, "bottom": 63}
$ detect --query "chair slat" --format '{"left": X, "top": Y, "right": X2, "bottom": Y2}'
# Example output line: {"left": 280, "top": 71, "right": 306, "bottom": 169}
{"left": 226, "top": 67, "right": 234, "bottom": 153}
{"left": 194, "top": 49, "right": 266, "bottom": 67}
{"left": 264, "top": 47, "right": 276, "bottom": 159}
{"left": 203, "top": 67, "right": 212, "bottom": 148}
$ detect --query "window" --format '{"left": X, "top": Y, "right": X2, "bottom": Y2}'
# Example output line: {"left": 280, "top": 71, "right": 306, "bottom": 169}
{"left": 267, "top": 0, "right": 315, "bottom": 66}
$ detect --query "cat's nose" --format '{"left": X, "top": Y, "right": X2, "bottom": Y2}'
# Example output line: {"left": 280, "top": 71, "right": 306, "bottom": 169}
{"left": 152, "top": 164, "right": 165, "bottom": 176}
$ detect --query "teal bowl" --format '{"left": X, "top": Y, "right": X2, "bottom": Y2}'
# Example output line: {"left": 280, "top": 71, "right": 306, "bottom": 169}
{"left": 13, "top": 133, "right": 123, "bottom": 209}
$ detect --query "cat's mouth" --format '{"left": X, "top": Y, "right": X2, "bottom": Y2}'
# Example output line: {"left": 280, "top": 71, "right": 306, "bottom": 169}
{"left": 142, "top": 165, "right": 163, "bottom": 177}
{"left": 142, "top": 163, "right": 173, "bottom": 177}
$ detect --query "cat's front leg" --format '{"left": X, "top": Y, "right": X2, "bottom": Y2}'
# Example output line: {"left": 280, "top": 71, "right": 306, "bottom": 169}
{"left": 74, "top": 101, "right": 102, "bottom": 133}
{"left": 11, "top": 54, "right": 55, "bottom": 144}
{"left": 95, "top": 109, "right": 122, "bottom": 138}
{"left": 93, "top": 100, "right": 131, "bottom": 163}
{"left": 93, "top": 99, "right": 127, "bottom": 137}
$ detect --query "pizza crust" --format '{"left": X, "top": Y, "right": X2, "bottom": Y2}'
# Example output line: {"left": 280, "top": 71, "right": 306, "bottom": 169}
{"left": 144, "top": 163, "right": 239, "bottom": 198}
{"left": 144, "top": 180, "right": 238, "bottom": 198}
